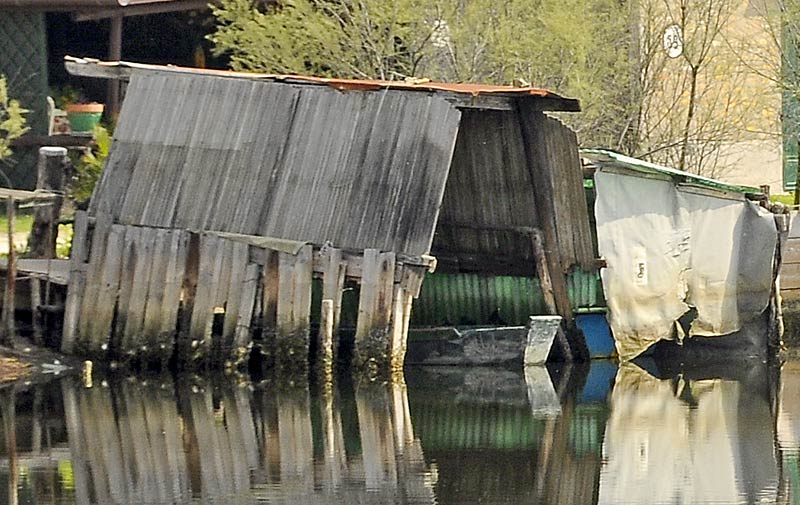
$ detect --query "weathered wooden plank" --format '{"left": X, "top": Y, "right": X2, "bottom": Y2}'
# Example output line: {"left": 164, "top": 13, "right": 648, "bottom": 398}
{"left": 276, "top": 251, "right": 296, "bottom": 336}
{"left": 233, "top": 263, "right": 260, "bottom": 366}
{"left": 189, "top": 234, "right": 222, "bottom": 363}
{"left": 781, "top": 264, "right": 800, "bottom": 291}
{"left": 175, "top": 233, "right": 200, "bottom": 368}
{"left": 355, "top": 249, "right": 380, "bottom": 342}
{"left": 141, "top": 228, "right": 171, "bottom": 362}
{"left": 62, "top": 210, "right": 89, "bottom": 353}
{"left": 354, "top": 250, "right": 396, "bottom": 371}
{"left": 531, "top": 228, "right": 572, "bottom": 361}
{"left": 221, "top": 241, "right": 249, "bottom": 360}
{"left": 389, "top": 286, "right": 413, "bottom": 372}
{"left": 121, "top": 227, "right": 157, "bottom": 358}
{"left": 30, "top": 278, "right": 43, "bottom": 345}
{"left": 86, "top": 224, "right": 125, "bottom": 355}
{"left": 321, "top": 248, "right": 346, "bottom": 334}
{"left": 292, "top": 245, "right": 313, "bottom": 334}
{"left": 318, "top": 299, "right": 335, "bottom": 375}
{"left": 76, "top": 212, "right": 113, "bottom": 352}
{"left": 112, "top": 226, "right": 140, "bottom": 354}
{"left": 261, "top": 249, "right": 279, "bottom": 334}
{"left": 159, "top": 230, "right": 189, "bottom": 338}
{"left": 274, "top": 245, "right": 313, "bottom": 370}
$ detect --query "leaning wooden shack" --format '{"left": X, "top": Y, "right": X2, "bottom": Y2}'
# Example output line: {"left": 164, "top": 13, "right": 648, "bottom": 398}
{"left": 61, "top": 57, "right": 596, "bottom": 372}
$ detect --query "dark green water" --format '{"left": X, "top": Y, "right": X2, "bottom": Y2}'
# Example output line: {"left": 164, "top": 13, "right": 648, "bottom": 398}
{"left": 0, "top": 359, "right": 795, "bottom": 505}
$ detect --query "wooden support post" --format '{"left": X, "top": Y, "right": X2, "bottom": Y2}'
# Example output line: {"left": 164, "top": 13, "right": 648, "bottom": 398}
{"left": 275, "top": 245, "right": 313, "bottom": 372}
{"left": 233, "top": 263, "right": 260, "bottom": 367}
{"left": 389, "top": 285, "right": 414, "bottom": 372}
{"left": 30, "top": 278, "right": 43, "bottom": 345}
{"left": 355, "top": 250, "right": 396, "bottom": 374}
{"left": 318, "top": 299, "right": 335, "bottom": 378}
{"left": 531, "top": 228, "right": 572, "bottom": 361}
{"left": 62, "top": 211, "right": 89, "bottom": 353}
{"left": 176, "top": 233, "right": 200, "bottom": 370}
{"left": 2, "top": 197, "right": 16, "bottom": 347}
{"left": 108, "top": 15, "right": 123, "bottom": 118}
{"left": 321, "top": 247, "right": 346, "bottom": 362}
{"left": 29, "top": 146, "right": 67, "bottom": 259}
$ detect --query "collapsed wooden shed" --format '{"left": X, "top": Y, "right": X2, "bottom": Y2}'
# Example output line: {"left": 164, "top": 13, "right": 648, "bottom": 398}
{"left": 62, "top": 57, "right": 595, "bottom": 372}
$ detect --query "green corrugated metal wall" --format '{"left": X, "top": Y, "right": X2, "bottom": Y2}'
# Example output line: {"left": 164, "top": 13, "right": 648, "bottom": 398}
{"left": 409, "top": 269, "right": 604, "bottom": 328}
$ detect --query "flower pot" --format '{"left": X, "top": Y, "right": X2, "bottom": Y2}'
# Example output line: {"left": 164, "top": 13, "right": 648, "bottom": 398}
{"left": 65, "top": 103, "right": 104, "bottom": 133}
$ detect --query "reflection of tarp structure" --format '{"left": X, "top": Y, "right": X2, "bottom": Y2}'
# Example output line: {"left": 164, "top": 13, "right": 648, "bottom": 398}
{"left": 598, "top": 363, "right": 778, "bottom": 504}
{"left": 594, "top": 169, "right": 776, "bottom": 360}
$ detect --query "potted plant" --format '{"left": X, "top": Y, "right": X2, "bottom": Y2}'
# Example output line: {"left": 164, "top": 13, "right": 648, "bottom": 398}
{"left": 65, "top": 102, "right": 104, "bottom": 134}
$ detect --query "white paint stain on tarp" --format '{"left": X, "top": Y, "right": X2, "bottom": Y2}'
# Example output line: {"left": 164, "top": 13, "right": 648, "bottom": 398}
{"left": 594, "top": 171, "right": 777, "bottom": 360}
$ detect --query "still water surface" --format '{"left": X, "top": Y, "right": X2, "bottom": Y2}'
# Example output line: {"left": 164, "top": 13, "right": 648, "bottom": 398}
{"left": 0, "top": 359, "right": 798, "bottom": 504}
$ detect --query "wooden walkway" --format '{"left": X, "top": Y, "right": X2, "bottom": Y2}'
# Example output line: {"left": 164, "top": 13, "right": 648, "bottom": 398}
{"left": 0, "top": 258, "right": 69, "bottom": 285}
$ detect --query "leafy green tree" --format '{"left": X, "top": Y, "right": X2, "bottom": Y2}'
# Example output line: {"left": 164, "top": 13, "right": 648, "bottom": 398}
{"left": 208, "top": 0, "right": 634, "bottom": 151}
{"left": 0, "top": 75, "right": 28, "bottom": 161}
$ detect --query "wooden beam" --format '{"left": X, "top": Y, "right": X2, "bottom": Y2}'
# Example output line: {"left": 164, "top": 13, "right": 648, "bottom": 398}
{"left": 2, "top": 198, "right": 16, "bottom": 347}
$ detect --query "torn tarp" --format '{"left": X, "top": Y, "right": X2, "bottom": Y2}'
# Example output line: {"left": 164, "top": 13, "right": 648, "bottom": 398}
{"left": 594, "top": 170, "right": 777, "bottom": 361}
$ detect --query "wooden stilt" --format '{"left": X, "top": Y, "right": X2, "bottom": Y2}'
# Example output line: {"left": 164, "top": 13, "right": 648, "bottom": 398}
{"left": 275, "top": 245, "right": 313, "bottom": 371}
{"left": 62, "top": 211, "right": 89, "bottom": 353}
{"left": 321, "top": 247, "right": 346, "bottom": 361}
{"left": 530, "top": 228, "right": 572, "bottom": 361}
{"left": 318, "top": 299, "right": 335, "bottom": 377}
{"left": 355, "top": 250, "right": 396, "bottom": 373}
{"left": 233, "top": 263, "right": 260, "bottom": 366}
{"left": 2, "top": 197, "right": 16, "bottom": 347}
{"left": 30, "top": 278, "right": 43, "bottom": 345}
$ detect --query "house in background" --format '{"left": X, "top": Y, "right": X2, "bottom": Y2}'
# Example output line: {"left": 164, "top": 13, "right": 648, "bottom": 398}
{"left": 0, "top": 0, "right": 218, "bottom": 188}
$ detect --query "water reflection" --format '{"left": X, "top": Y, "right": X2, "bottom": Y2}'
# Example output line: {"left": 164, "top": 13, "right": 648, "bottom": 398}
{"left": 0, "top": 359, "right": 798, "bottom": 504}
{"left": 599, "top": 362, "right": 778, "bottom": 505}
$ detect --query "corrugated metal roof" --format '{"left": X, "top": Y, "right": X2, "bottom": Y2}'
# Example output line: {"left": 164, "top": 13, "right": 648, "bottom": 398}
{"left": 90, "top": 71, "right": 461, "bottom": 256}
{"left": 582, "top": 149, "right": 764, "bottom": 196}
{"left": 64, "top": 56, "right": 580, "bottom": 110}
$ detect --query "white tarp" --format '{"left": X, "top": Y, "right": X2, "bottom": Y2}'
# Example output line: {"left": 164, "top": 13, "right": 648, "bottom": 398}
{"left": 594, "top": 170, "right": 777, "bottom": 360}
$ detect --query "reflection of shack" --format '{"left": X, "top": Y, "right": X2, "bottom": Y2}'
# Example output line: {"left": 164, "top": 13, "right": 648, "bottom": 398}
{"left": 61, "top": 376, "right": 435, "bottom": 504}
{"left": 583, "top": 150, "right": 782, "bottom": 362}
{"left": 58, "top": 57, "right": 596, "bottom": 371}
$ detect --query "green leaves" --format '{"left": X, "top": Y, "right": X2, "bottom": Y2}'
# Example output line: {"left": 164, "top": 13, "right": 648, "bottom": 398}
{"left": 0, "top": 76, "right": 29, "bottom": 161}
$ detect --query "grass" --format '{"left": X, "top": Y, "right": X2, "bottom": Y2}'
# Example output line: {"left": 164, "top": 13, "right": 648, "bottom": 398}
{"left": 0, "top": 212, "right": 73, "bottom": 258}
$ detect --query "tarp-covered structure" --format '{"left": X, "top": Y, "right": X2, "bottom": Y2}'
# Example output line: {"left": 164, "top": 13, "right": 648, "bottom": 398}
{"left": 62, "top": 57, "right": 596, "bottom": 369}
{"left": 585, "top": 150, "right": 778, "bottom": 361}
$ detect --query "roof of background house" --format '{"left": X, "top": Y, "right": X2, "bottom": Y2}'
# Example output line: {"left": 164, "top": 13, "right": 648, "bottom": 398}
{"left": 582, "top": 149, "right": 763, "bottom": 196}
{"left": 0, "top": 0, "right": 210, "bottom": 19}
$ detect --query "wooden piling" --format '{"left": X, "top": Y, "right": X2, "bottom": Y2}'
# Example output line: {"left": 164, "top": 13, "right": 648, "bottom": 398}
{"left": 2, "top": 197, "right": 16, "bottom": 347}
{"left": 321, "top": 247, "right": 346, "bottom": 361}
{"left": 355, "top": 250, "right": 396, "bottom": 373}
{"left": 30, "top": 278, "right": 43, "bottom": 345}
{"left": 233, "top": 263, "right": 260, "bottom": 366}
{"left": 62, "top": 211, "right": 89, "bottom": 353}
{"left": 274, "top": 245, "right": 313, "bottom": 371}
{"left": 29, "top": 146, "right": 67, "bottom": 259}
{"left": 530, "top": 228, "right": 572, "bottom": 361}
{"left": 318, "top": 299, "right": 335, "bottom": 377}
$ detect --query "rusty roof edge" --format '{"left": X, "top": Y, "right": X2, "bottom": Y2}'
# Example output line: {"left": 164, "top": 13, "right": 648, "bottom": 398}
{"left": 64, "top": 56, "right": 581, "bottom": 110}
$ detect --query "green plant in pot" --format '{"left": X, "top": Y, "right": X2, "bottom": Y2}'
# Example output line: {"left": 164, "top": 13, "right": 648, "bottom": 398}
{"left": 65, "top": 102, "right": 104, "bottom": 134}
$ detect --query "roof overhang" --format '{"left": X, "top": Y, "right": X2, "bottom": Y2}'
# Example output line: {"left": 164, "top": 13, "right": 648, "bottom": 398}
{"left": 64, "top": 56, "right": 582, "bottom": 112}
{"left": 0, "top": 0, "right": 213, "bottom": 20}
